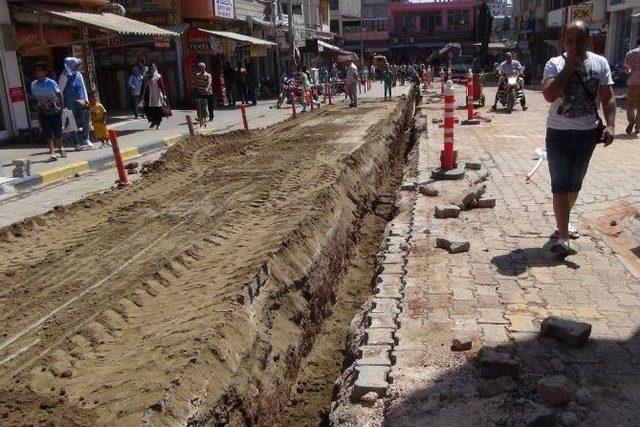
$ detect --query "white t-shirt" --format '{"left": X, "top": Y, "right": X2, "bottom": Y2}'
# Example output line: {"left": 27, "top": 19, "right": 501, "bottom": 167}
{"left": 542, "top": 52, "right": 613, "bottom": 130}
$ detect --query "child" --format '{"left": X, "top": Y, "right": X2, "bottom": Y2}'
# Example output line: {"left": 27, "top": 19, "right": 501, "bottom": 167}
{"left": 89, "top": 92, "right": 111, "bottom": 148}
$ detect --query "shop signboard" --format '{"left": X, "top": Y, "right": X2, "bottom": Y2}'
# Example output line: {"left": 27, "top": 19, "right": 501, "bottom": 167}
{"left": 9, "top": 87, "right": 25, "bottom": 103}
{"left": 186, "top": 28, "right": 213, "bottom": 54}
{"left": 250, "top": 45, "right": 268, "bottom": 57}
{"left": 154, "top": 36, "right": 171, "bottom": 49}
{"left": 547, "top": 8, "right": 566, "bottom": 28}
{"left": 214, "top": 0, "right": 235, "bottom": 19}
{"left": 569, "top": 4, "right": 593, "bottom": 23}
{"left": 15, "top": 27, "right": 78, "bottom": 55}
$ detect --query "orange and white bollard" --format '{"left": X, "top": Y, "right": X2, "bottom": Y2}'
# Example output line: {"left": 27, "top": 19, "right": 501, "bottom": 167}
{"left": 440, "top": 68, "right": 445, "bottom": 94}
{"left": 108, "top": 129, "right": 130, "bottom": 186}
{"left": 240, "top": 103, "right": 249, "bottom": 130}
{"left": 185, "top": 114, "right": 196, "bottom": 137}
{"left": 290, "top": 92, "right": 297, "bottom": 119}
{"left": 466, "top": 69, "right": 474, "bottom": 120}
{"left": 442, "top": 80, "right": 455, "bottom": 170}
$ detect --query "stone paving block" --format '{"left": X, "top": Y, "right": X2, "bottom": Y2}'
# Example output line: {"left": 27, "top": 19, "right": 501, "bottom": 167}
{"left": 377, "top": 262, "right": 404, "bottom": 275}
{"left": 380, "top": 252, "right": 405, "bottom": 265}
{"left": 481, "top": 323, "right": 510, "bottom": 344}
{"left": 476, "top": 196, "right": 496, "bottom": 209}
{"left": 478, "top": 308, "right": 509, "bottom": 325}
{"left": 356, "top": 345, "right": 393, "bottom": 367}
{"left": 368, "top": 311, "right": 399, "bottom": 329}
{"left": 351, "top": 365, "right": 390, "bottom": 399}
{"left": 376, "top": 273, "right": 403, "bottom": 286}
{"left": 540, "top": 316, "right": 591, "bottom": 347}
{"left": 366, "top": 327, "right": 396, "bottom": 346}
{"left": 464, "top": 161, "right": 482, "bottom": 170}
{"left": 400, "top": 182, "right": 416, "bottom": 191}
{"left": 418, "top": 184, "right": 439, "bottom": 196}
{"left": 371, "top": 298, "right": 402, "bottom": 314}
{"left": 506, "top": 313, "right": 538, "bottom": 332}
{"left": 436, "top": 236, "right": 470, "bottom": 254}
{"left": 375, "top": 285, "right": 403, "bottom": 300}
{"left": 434, "top": 204, "right": 461, "bottom": 219}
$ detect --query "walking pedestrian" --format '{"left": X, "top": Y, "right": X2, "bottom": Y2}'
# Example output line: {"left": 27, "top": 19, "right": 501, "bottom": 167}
{"left": 223, "top": 62, "right": 236, "bottom": 106}
{"left": 59, "top": 57, "right": 93, "bottom": 151}
{"left": 141, "top": 64, "right": 168, "bottom": 130}
{"left": 236, "top": 62, "right": 248, "bottom": 105}
{"left": 247, "top": 59, "right": 258, "bottom": 106}
{"left": 31, "top": 62, "right": 65, "bottom": 161}
{"left": 127, "top": 66, "right": 143, "bottom": 119}
{"left": 383, "top": 66, "right": 393, "bottom": 101}
{"left": 194, "top": 62, "right": 212, "bottom": 123}
{"left": 346, "top": 59, "right": 359, "bottom": 108}
{"left": 542, "top": 21, "right": 615, "bottom": 254}
{"left": 623, "top": 38, "right": 640, "bottom": 134}
{"left": 89, "top": 92, "right": 111, "bottom": 148}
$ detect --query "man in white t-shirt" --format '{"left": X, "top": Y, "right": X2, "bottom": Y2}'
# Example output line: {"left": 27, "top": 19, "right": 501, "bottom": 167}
{"left": 542, "top": 21, "right": 616, "bottom": 254}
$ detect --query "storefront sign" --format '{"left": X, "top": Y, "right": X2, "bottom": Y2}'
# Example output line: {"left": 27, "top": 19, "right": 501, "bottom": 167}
{"left": 210, "top": 36, "right": 222, "bottom": 54}
{"left": 15, "top": 27, "right": 78, "bottom": 55}
{"left": 569, "top": 4, "right": 593, "bottom": 23}
{"left": 250, "top": 45, "right": 268, "bottom": 57}
{"left": 214, "top": 0, "right": 234, "bottom": 19}
{"left": 186, "top": 29, "right": 213, "bottom": 54}
{"left": 9, "top": 87, "right": 25, "bottom": 103}
{"left": 547, "top": 8, "right": 566, "bottom": 28}
{"left": 154, "top": 36, "right": 171, "bottom": 49}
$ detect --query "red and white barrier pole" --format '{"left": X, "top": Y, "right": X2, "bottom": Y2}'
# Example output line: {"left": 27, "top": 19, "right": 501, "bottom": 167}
{"left": 466, "top": 69, "right": 474, "bottom": 120}
{"left": 442, "top": 80, "right": 455, "bottom": 170}
{"left": 240, "top": 103, "right": 249, "bottom": 130}
{"left": 440, "top": 68, "right": 445, "bottom": 94}
{"left": 290, "top": 92, "right": 297, "bottom": 119}
{"left": 108, "top": 129, "right": 130, "bottom": 186}
{"left": 185, "top": 114, "right": 196, "bottom": 137}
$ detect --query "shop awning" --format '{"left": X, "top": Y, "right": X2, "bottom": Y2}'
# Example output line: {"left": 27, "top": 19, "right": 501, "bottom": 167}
{"left": 197, "top": 29, "right": 276, "bottom": 46}
{"left": 164, "top": 23, "right": 191, "bottom": 35}
{"left": 438, "top": 43, "right": 461, "bottom": 55}
{"left": 36, "top": 9, "right": 179, "bottom": 37}
{"left": 318, "top": 40, "right": 341, "bottom": 51}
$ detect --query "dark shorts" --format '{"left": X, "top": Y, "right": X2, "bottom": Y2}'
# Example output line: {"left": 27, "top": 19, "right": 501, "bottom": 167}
{"left": 545, "top": 128, "right": 597, "bottom": 194}
{"left": 39, "top": 112, "right": 63, "bottom": 141}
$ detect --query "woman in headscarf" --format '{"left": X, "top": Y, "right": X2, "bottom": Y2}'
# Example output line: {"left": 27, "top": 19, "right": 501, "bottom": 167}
{"left": 58, "top": 57, "right": 92, "bottom": 150}
{"left": 141, "top": 64, "right": 168, "bottom": 129}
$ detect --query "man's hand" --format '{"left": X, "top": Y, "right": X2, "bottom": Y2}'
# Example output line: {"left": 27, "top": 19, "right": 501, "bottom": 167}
{"left": 564, "top": 51, "right": 582, "bottom": 73}
{"left": 601, "top": 126, "right": 615, "bottom": 146}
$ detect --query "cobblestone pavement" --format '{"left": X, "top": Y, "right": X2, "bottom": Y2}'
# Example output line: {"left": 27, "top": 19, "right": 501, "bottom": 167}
{"left": 1, "top": 82, "right": 408, "bottom": 227}
{"left": 385, "top": 85, "right": 640, "bottom": 425}
{"left": 331, "top": 83, "right": 640, "bottom": 426}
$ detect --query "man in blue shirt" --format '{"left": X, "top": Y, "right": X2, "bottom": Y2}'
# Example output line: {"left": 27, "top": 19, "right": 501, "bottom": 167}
{"left": 31, "top": 62, "right": 65, "bottom": 160}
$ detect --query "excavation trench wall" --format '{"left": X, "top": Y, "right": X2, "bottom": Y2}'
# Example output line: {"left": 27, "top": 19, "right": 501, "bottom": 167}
{"left": 182, "top": 87, "right": 418, "bottom": 426}
{"left": 0, "top": 87, "right": 417, "bottom": 427}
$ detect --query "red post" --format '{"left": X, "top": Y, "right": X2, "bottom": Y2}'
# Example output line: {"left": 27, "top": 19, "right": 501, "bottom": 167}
{"left": 466, "top": 69, "right": 474, "bottom": 120}
{"left": 108, "top": 129, "right": 130, "bottom": 186}
{"left": 240, "top": 103, "right": 249, "bottom": 130}
{"left": 185, "top": 114, "right": 195, "bottom": 137}
{"left": 290, "top": 92, "right": 297, "bottom": 119}
{"left": 442, "top": 81, "right": 455, "bottom": 170}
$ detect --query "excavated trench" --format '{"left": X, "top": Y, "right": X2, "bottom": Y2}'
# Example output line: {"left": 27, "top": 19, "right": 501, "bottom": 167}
{"left": 0, "top": 86, "right": 418, "bottom": 426}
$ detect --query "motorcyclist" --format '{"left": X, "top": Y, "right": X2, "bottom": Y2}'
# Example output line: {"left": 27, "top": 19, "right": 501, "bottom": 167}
{"left": 492, "top": 52, "right": 527, "bottom": 110}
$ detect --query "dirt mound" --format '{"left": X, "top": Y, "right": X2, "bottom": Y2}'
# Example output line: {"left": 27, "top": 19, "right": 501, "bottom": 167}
{"left": 1, "top": 93, "right": 416, "bottom": 425}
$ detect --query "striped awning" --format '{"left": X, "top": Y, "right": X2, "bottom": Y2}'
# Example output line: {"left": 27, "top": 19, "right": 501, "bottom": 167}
{"left": 36, "top": 9, "right": 179, "bottom": 36}
{"left": 197, "top": 29, "right": 276, "bottom": 46}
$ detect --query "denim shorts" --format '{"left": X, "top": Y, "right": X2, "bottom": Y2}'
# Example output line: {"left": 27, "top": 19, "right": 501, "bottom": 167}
{"left": 545, "top": 128, "right": 597, "bottom": 194}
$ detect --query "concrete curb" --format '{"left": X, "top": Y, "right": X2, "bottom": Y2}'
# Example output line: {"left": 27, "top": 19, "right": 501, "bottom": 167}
{"left": 0, "top": 133, "right": 182, "bottom": 195}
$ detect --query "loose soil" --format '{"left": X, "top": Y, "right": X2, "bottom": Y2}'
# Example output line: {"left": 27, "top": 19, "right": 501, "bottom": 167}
{"left": 0, "top": 93, "right": 415, "bottom": 425}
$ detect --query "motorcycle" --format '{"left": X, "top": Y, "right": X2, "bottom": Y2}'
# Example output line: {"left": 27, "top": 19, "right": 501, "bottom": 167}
{"left": 494, "top": 71, "right": 526, "bottom": 113}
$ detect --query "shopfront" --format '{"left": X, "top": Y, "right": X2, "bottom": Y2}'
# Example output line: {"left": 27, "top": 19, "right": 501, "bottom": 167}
{"left": 10, "top": 3, "right": 177, "bottom": 135}
{"left": 183, "top": 29, "right": 275, "bottom": 104}
{"left": 606, "top": 0, "right": 640, "bottom": 65}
